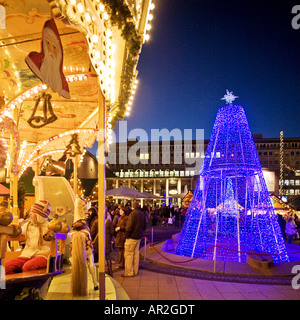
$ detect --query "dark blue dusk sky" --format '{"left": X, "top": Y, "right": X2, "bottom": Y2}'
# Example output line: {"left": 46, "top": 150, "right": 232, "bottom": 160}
{"left": 94, "top": 0, "right": 300, "bottom": 150}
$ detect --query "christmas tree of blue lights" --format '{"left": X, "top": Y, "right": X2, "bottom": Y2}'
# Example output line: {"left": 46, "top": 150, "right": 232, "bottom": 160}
{"left": 175, "top": 91, "right": 289, "bottom": 263}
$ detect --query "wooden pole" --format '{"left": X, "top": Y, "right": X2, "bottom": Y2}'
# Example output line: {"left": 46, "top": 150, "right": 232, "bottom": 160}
{"left": 98, "top": 89, "right": 106, "bottom": 300}
{"left": 73, "top": 154, "right": 78, "bottom": 196}
{"left": 10, "top": 107, "right": 19, "bottom": 221}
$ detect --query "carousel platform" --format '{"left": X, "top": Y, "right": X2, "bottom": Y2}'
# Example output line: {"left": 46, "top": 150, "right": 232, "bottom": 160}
{"left": 139, "top": 234, "right": 300, "bottom": 286}
{"left": 46, "top": 265, "right": 130, "bottom": 300}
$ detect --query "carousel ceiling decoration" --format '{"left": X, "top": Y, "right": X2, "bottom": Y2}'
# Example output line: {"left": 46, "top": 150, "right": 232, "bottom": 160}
{"left": 0, "top": 0, "right": 155, "bottom": 176}
{"left": 25, "top": 18, "right": 71, "bottom": 99}
{"left": 49, "top": 0, "right": 155, "bottom": 130}
{"left": 27, "top": 92, "right": 57, "bottom": 128}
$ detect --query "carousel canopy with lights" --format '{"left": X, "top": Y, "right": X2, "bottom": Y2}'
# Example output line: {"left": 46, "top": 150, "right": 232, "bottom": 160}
{"left": 0, "top": 0, "right": 155, "bottom": 181}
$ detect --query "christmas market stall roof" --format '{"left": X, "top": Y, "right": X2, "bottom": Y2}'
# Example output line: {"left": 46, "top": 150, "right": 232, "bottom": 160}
{"left": 288, "top": 196, "right": 300, "bottom": 211}
{"left": 106, "top": 186, "right": 161, "bottom": 199}
{"left": 271, "top": 194, "right": 295, "bottom": 213}
{"left": 0, "top": 0, "right": 155, "bottom": 177}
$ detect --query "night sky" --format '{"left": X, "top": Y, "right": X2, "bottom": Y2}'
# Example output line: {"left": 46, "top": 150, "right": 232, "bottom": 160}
{"left": 92, "top": 0, "right": 300, "bottom": 152}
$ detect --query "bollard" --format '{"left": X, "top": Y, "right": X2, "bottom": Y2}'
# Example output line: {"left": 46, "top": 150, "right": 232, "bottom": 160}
{"left": 151, "top": 227, "right": 153, "bottom": 243}
{"left": 144, "top": 237, "right": 147, "bottom": 260}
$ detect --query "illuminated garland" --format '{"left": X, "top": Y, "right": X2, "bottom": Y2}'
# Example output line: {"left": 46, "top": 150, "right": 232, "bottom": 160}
{"left": 279, "top": 131, "right": 284, "bottom": 196}
{"left": 19, "top": 128, "right": 96, "bottom": 176}
{"left": 1, "top": 74, "right": 89, "bottom": 117}
{"left": 175, "top": 102, "right": 289, "bottom": 263}
{"left": 101, "top": 0, "right": 155, "bottom": 127}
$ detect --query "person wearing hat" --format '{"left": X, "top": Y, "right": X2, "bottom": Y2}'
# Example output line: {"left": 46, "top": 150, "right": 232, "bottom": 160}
{"left": 5, "top": 200, "right": 51, "bottom": 274}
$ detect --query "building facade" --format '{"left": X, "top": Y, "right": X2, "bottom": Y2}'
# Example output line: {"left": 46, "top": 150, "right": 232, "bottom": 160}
{"left": 103, "top": 134, "right": 300, "bottom": 204}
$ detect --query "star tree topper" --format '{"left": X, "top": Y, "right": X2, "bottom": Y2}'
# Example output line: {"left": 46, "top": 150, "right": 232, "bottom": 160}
{"left": 221, "top": 90, "right": 239, "bottom": 105}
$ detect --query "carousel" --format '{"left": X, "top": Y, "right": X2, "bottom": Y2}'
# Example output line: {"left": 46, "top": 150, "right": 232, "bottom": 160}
{"left": 0, "top": 0, "right": 155, "bottom": 300}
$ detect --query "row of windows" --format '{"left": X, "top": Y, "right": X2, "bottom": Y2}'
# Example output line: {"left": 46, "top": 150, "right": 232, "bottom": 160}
{"left": 283, "top": 180, "right": 300, "bottom": 186}
{"left": 284, "top": 189, "right": 300, "bottom": 195}
{"left": 256, "top": 142, "right": 300, "bottom": 149}
{"left": 115, "top": 147, "right": 299, "bottom": 158}
{"left": 258, "top": 151, "right": 300, "bottom": 156}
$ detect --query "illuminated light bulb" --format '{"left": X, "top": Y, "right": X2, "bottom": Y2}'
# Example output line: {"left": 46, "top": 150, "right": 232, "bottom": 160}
{"left": 70, "top": 0, "right": 76, "bottom": 4}
{"left": 106, "top": 29, "right": 112, "bottom": 37}
{"left": 150, "top": 3, "right": 155, "bottom": 10}
{"left": 85, "top": 12, "right": 91, "bottom": 22}
{"left": 148, "top": 14, "right": 153, "bottom": 21}
{"left": 146, "top": 24, "right": 152, "bottom": 30}
{"left": 145, "top": 34, "right": 150, "bottom": 41}
{"left": 94, "top": 50, "right": 101, "bottom": 59}
{"left": 103, "top": 12, "right": 109, "bottom": 20}
{"left": 77, "top": 3, "right": 84, "bottom": 13}
{"left": 91, "top": 34, "right": 98, "bottom": 43}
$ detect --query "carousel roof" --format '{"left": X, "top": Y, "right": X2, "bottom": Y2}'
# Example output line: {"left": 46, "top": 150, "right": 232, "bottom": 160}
{"left": 0, "top": 0, "right": 154, "bottom": 177}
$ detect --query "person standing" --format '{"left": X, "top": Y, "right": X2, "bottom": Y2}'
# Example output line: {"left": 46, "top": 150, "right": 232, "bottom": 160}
{"left": 114, "top": 206, "right": 128, "bottom": 269}
{"left": 286, "top": 216, "right": 298, "bottom": 244}
{"left": 105, "top": 211, "right": 114, "bottom": 276}
{"left": 122, "top": 201, "right": 147, "bottom": 277}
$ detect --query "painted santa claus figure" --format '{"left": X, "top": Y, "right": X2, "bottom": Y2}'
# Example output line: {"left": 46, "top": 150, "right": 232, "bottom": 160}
{"left": 25, "top": 18, "right": 70, "bottom": 99}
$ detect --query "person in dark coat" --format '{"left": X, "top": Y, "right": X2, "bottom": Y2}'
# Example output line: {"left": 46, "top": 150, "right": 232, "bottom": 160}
{"left": 87, "top": 207, "right": 98, "bottom": 230}
{"left": 114, "top": 206, "right": 128, "bottom": 269}
{"left": 105, "top": 211, "right": 114, "bottom": 276}
{"left": 122, "top": 201, "right": 147, "bottom": 277}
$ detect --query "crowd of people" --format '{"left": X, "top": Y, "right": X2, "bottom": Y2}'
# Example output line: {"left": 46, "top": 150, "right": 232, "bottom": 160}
{"left": 87, "top": 201, "right": 148, "bottom": 278}
{"left": 5, "top": 198, "right": 300, "bottom": 287}
{"left": 87, "top": 202, "right": 186, "bottom": 277}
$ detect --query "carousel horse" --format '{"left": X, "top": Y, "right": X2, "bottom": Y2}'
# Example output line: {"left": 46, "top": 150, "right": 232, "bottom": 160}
{"left": 70, "top": 196, "right": 98, "bottom": 296}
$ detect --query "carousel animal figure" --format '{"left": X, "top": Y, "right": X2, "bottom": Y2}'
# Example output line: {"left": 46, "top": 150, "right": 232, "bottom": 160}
{"left": 70, "top": 196, "right": 98, "bottom": 296}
